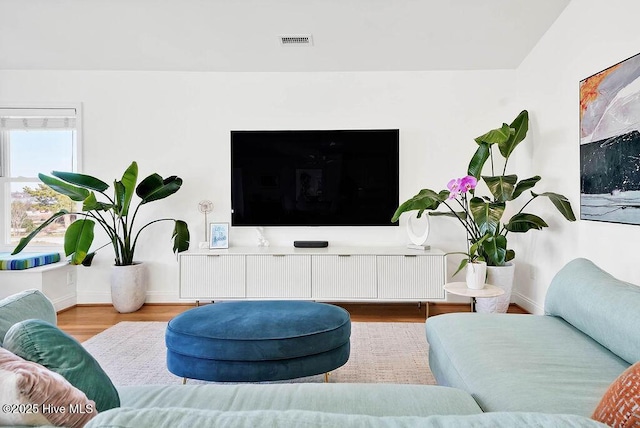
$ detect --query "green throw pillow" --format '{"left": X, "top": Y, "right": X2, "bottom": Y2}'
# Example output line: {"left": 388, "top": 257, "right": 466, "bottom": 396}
{"left": 3, "top": 319, "right": 120, "bottom": 412}
{"left": 0, "top": 289, "right": 56, "bottom": 346}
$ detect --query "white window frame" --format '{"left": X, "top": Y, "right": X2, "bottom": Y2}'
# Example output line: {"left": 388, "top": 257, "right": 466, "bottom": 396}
{"left": 0, "top": 103, "right": 83, "bottom": 252}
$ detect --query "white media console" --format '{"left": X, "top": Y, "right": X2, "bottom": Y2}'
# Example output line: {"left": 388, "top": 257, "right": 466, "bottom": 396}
{"left": 178, "top": 246, "right": 446, "bottom": 304}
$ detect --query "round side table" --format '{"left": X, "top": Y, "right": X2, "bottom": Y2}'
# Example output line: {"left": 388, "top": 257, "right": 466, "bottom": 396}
{"left": 443, "top": 282, "right": 505, "bottom": 312}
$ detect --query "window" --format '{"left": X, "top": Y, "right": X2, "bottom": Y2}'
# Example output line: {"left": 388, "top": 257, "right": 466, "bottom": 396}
{"left": 0, "top": 107, "right": 81, "bottom": 249}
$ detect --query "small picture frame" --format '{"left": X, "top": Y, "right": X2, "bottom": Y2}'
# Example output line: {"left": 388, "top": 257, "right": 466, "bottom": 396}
{"left": 209, "top": 222, "right": 229, "bottom": 249}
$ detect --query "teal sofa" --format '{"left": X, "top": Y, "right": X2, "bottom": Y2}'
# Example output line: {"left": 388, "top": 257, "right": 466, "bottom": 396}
{"left": 427, "top": 257, "right": 639, "bottom": 417}
{"left": 0, "top": 260, "right": 620, "bottom": 427}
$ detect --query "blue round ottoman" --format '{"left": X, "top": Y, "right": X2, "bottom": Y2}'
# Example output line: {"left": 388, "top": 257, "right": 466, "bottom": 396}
{"left": 165, "top": 300, "right": 351, "bottom": 382}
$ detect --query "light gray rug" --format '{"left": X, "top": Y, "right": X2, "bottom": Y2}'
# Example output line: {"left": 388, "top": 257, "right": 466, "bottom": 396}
{"left": 82, "top": 321, "right": 436, "bottom": 386}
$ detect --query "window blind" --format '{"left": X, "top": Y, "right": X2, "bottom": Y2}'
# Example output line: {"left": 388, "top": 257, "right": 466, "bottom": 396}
{"left": 0, "top": 108, "right": 77, "bottom": 129}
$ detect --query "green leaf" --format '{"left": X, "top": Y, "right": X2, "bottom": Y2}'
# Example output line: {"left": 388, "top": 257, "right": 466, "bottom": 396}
{"left": 391, "top": 189, "right": 446, "bottom": 222}
{"left": 474, "top": 123, "right": 512, "bottom": 145}
{"left": 467, "top": 142, "right": 490, "bottom": 179}
{"left": 82, "top": 192, "right": 113, "bottom": 211}
{"left": 504, "top": 213, "right": 548, "bottom": 233}
{"left": 117, "top": 161, "right": 138, "bottom": 216}
{"left": 429, "top": 211, "right": 467, "bottom": 220}
{"left": 506, "top": 249, "right": 515, "bottom": 262}
{"left": 498, "top": 110, "right": 529, "bottom": 160}
{"left": 114, "top": 180, "right": 125, "bottom": 215}
{"left": 51, "top": 171, "right": 109, "bottom": 192}
{"left": 480, "top": 235, "right": 507, "bottom": 266}
{"left": 172, "top": 220, "right": 190, "bottom": 253}
{"left": 82, "top": 252, "right": 96, "bottom": 267}
{"left": 12, "top": 210, "right": 69, "bottom": 254}
{"left": 452, "top": 258, "right": 469, "bottom": 277}
{"left": 136, "top": 174, "right": 183, "bottom": 204}
{"left": 39, "top": 174, "right": 90, "bottom": 202}
{"left": 482, "top": 175, "right": 517, "bottom": 202}
{"left": 64, "top": 219, "right": 95, "bottom": 265}
{"left": 512, "top": 176, "right": 541, "bottom": 200}
{"left": 470, "top": 197, "right": 505, "bottom": 235}
{"left": 532, "top": 191, "right": 577, "bottom": 221}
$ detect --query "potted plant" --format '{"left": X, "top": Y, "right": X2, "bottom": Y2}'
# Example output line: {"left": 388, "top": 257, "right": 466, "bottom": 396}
{"left": 391, "top": 110, "right": 576, "bottom": 312}
{"left": 12, "top": 161, "right": 190, "bottom": 313}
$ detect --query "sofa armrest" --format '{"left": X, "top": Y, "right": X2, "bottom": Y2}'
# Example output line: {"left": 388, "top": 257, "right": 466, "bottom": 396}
{"left": 0, "top": 289, "right": 56, "bottom": 346}
{"left": 545, "top": 258, "right": 640, "bottom": 364}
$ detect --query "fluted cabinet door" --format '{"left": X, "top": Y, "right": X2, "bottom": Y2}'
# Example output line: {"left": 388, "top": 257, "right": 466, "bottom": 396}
{"left": 312, "top": 255, "right": 377, "bottom": 299}
{"left": 377, "top": 255, "right": 446, "bottom": 300}
{"left": 246, "top": 255, "right": 312, "bottom": 298}
{"left": 179, "top": 254, "right": 246, "bottom": 299}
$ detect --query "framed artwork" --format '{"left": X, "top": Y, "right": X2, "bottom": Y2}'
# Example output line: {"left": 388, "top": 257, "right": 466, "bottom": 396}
{"left": 580, "top": 52, "right": 640, "bottom": 225}
{"left": 209, "top": 223, "right": 229, "bottom": 249}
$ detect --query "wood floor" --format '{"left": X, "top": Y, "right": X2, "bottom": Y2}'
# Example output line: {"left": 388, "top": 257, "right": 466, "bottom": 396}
{"left": 58, "top": 302, "right": 528, "bottom": 342}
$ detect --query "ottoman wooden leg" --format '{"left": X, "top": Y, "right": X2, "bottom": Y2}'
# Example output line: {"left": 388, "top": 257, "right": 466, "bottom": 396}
{"left": 324, "top": 372, "right": 330, "bottom": 383}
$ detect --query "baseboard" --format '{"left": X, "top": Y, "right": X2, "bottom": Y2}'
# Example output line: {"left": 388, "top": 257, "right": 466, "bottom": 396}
{"left": 76, "top": 292, "right": 112, "bottom": 305}
{"left": 77, "top": 291, "right": 181, "bottom": 305}
{"left": 512, "top": 291, "right": 543, "bottom": 315}
{"left": 50, "top": 294, "right": 77, "bottom": 312}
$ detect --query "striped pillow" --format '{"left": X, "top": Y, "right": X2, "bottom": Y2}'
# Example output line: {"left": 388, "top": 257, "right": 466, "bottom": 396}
{"left": 0, "top": 252, "right": 61, "bottom": 270}
{"left": 592, "top": 361, "right": 640, "bottom": 428}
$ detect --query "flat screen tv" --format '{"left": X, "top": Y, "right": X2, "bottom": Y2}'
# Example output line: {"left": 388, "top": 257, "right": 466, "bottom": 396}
{"left": 231, "top": 129, "right": 399, "bottom": 227}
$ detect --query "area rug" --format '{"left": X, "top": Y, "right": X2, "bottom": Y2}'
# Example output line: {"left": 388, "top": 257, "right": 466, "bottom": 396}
{"left": 82, "top": 321, "right": 436, "bottom": 386}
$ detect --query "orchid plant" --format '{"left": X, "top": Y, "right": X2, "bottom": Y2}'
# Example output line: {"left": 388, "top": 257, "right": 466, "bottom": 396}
{"left": 391, "top": 110, "right": 576, "bottom": 275}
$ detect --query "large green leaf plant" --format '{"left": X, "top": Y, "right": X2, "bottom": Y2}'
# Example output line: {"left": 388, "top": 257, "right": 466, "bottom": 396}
{"left": 392, "top": 110, "right": 575, "bottom": 274}
{"left": 13, "top": 161, "right": 190, "bottom": 266}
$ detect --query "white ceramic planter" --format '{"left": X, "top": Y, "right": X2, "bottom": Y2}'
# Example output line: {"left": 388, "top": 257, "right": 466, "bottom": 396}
{"left": 475, "top": 262, "right": 515, "bottom": 313}
{"left": 110, "top": 263, "right": 148, "bottom": 313}
{"left": 465, "top": 261, "right": 487, "bottom": 290}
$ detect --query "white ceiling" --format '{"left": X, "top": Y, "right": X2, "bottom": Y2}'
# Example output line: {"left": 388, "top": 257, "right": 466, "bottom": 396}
{"left": 0, "top": 0, "right": 571, "bottom": 72}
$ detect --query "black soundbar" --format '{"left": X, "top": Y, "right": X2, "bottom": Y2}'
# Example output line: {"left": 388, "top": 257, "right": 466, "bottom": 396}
{"left": 294, "top": 241, "right": 329, "bottom": 248}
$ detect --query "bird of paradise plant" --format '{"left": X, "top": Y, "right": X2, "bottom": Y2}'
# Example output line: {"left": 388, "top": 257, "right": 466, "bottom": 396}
{"left": 392, "top": 110, "right": 576, "bottom": 275}
{"left": 12, "top": 161, "right": 190, "bottom": 266}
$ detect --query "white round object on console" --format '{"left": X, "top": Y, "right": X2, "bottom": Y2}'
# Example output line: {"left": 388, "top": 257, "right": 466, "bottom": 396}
{"left": 406, "top": 212, "right": 430, "bottom": 246}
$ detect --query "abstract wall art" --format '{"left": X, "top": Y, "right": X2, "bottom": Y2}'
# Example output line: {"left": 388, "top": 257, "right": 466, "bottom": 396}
{"left": 580, "top": 52, "right": 640, "bottom": 224}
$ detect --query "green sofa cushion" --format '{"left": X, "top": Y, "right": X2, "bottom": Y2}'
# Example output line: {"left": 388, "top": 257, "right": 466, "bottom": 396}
{"left": 117, "top": 383, "right": 482, "bottom": 416}
{"left": 0, "top": 289, "right": 56, "bottom": 346}
{"left": 85, "top": 408, "right": 608, "bottom": 428}
{"left": 3, "top": 319, "right": 120, "bottom": 412}
{"left": 426, "top": 313, "right": 629, "bottom": 416}
{"left": 544, "top": 258, "right": 640, "bottom": 365}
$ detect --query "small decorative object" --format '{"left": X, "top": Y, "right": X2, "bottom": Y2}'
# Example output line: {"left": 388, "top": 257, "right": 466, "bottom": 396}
{"left": 580, "top": 52, "right": 640, "bottom": 225}
{"left": 406, "top": 212, "right": 430, "bottom": 250}
{"left": 209, "top": 223, "right": 229, "bottom": 249}
{"left": 198, "top": 200, "right": 214, "bottom": 248}
{"left": 256, "top": 227, "right": 270, "bottom": 247}
{"left": 465, "top": 261, "right": 487, "bottom": 290}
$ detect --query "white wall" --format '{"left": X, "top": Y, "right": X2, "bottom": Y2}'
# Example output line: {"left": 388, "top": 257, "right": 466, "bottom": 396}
{"left": 514, "top": 0, "right": 640, "bottom": 313}
{"left": 0, "top": 70, "right": 517, "bottom": 303}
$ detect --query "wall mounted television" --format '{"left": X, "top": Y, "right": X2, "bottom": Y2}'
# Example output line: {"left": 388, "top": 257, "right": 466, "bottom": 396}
{"left": 231, "top": 129, "right": 399, "bottom": 227}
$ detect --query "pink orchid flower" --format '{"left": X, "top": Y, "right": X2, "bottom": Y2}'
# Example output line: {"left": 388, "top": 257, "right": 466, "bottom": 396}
{"left": 459, "top": 175, "right": 477, "bottom": 192}
{"left": 447, "top": 175, "right": 477, "bottom": 199}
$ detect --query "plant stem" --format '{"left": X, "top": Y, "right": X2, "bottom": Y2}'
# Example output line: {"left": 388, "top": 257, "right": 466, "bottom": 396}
{"left": 129, "top": 218, "right": 175, "bottom": 262}
{"left": 490, "top": 146, "right": 495, "bottom": 176}
{"left": 442, "top": 200, "right": 476, "bottom": 239}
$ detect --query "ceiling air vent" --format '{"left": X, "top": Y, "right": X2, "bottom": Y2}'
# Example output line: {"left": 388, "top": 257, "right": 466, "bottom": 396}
{"left": 279, "top": 34, "right": 313, "bottom": 46}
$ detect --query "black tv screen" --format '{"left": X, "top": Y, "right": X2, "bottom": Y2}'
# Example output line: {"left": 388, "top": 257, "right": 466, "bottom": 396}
{"left": 231, "top": 129, "right": 399, "bottom": 226}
